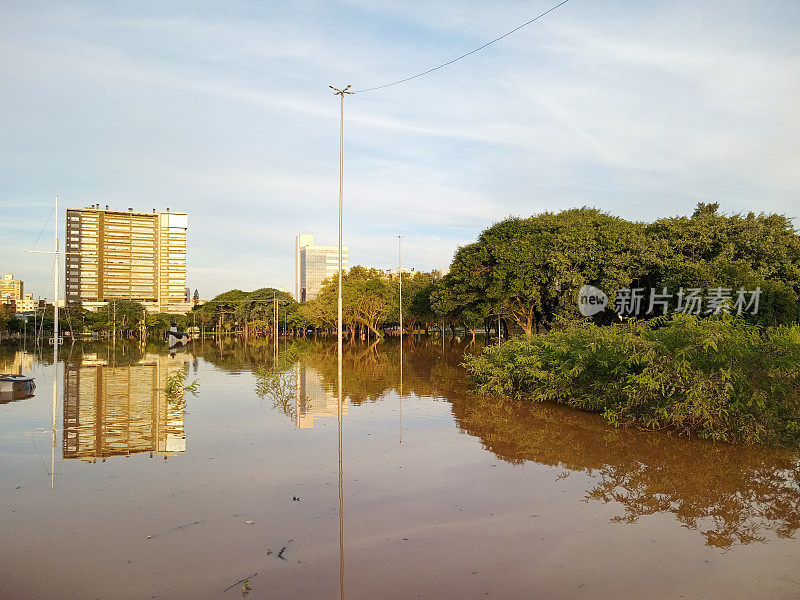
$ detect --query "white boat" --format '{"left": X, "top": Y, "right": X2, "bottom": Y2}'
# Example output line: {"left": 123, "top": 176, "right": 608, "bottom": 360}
{"left": 0, "top": 374, "right": 36, "bottom": 398}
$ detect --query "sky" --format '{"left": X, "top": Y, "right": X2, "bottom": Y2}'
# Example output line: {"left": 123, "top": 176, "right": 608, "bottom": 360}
{"left": 1, "top": 0, "right": 798, "bottom": 300}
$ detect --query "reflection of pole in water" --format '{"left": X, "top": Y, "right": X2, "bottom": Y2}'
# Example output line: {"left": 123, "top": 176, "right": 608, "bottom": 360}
{"left": 338, "top": 373, "right": 344, "bottom": 600}
{"left": 399, "top": 339, "right": 403, "bottom": 445}
{"left": 51, "top": 369, "right": 56, "bottom": 489}
{"left": 398, "top": 235, "right": 403, "bottom": 446}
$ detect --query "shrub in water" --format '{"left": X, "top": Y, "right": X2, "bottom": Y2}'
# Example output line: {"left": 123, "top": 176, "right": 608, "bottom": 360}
{"left": 463, "top": 315, "right": 800, "bottom": 445}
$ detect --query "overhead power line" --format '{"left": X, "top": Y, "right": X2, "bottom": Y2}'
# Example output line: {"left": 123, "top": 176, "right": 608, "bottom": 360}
{"left": 353, "top": 0, "right": 571, "bottom": 93}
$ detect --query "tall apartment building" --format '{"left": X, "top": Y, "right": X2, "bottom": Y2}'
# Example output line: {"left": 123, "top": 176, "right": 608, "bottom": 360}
{"left": 0, "top": 274, "right": 23, "bottom": 302}
{"left": 65, "top": 205, "right": 191, "bottom": 313}
{"left": 295, "top": 234, "right": 348, "bottom": 302}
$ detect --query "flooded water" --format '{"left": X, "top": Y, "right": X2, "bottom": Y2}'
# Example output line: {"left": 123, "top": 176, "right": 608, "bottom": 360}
{"left": 2, "top": 337, "right": 800, "bottom": 599}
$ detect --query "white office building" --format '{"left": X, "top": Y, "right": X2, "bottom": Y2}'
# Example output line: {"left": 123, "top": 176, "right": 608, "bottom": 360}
{"left": 295, "top": 234, "right": 348, "bottom": 302}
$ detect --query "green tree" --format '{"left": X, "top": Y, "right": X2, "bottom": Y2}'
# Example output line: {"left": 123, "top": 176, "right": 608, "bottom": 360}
{"left": 441, "top": 208, "right": 651, "bottom": 335}
{"left": 304, "top": 267, "right": 394, "bottom": 338}
{"left": 106, "top": 300, "right": 145, "bottom": 336}
{"left": 346, "top": 267, "right": 393, "bottom": 337}
{"left": 646, "top": 206, "right": 800, "bottom": 324}
{"left": 0, "top": 305, "right": 14, "bottom": 335}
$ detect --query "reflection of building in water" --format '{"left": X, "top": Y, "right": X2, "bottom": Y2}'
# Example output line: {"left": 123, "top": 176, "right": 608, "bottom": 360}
{"left": 295, "top": 364, "right": 346, "bottom": 429}
{"left": 0, "top": 351, "right": 35, "bottom": 374}
{"left": 63, "top": 353, "right": 187, "bottom": 461}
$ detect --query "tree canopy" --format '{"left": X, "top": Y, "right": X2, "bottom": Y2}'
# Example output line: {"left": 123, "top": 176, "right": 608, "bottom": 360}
{"left": 434, "top": 205, "right": 800, "bottom": 333}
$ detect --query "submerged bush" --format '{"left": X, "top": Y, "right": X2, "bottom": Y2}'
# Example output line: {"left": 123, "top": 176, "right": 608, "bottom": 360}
{"left": 463, "top": 315, "right": 800, "bottom": 445}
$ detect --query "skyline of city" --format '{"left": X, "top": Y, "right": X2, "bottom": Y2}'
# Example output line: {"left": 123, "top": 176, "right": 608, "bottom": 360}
{"left": 2, "top": 212, "right": 432, "bottom": 306}
{"left": 2, "top": 205, "right": 435, "bottom": 302}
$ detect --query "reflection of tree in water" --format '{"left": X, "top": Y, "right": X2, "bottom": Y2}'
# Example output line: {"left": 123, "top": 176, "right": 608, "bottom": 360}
{"left": 192, "top": 338, "right": 305, "bottom": 419}
{"left": 299, "top": 337, "right": 471, "bottom": 404}
{"left": 254, "top": 366, "right": 296, "bottom": 420}
{"left": 192, "top": 336, "right": 800, "bottom": 548}
{"left": 253, "top": 345, "right": 302, "bottom": 420}
{"left": 589, "top": 461, "right": 800, "bottom": 547}
{"left": 299, "top": 340, "right": 392, "bottom": 404}
{"left": 450, "top": 393, "right": 800, "bottom": 549}
{"left": 192, "top": 338, "right": 300, "bottom": 373}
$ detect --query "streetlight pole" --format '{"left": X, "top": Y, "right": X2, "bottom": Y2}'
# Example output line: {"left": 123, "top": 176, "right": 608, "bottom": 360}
{"left": 330, "top": 85, "right": 352, "bottom": 374}
{"left": 330, "top": 83, "right": 351, "bottom": 600}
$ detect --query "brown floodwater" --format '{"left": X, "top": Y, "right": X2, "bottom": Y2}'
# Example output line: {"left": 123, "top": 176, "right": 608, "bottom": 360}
{"left": 1, "top": 337, "right": 799, "bottom": 599}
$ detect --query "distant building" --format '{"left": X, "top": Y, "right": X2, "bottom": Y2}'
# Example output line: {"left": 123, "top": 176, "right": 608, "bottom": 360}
{"left": 14, "top": 293, "right": 40, "bottom": 314}
{"left": 65, "top": 205, "right": 191, "bottom": 313}
{"left": 0, "top": 274, "right": 22, "bottom": 302}
{"left": 295, "top": 234, "right": 348, "bottom": 302}
{"left": 2, "top": 289, "right": 44, "bottom": 315}
{"left": 385, "top": 267, "right": 414, "bottom": 280}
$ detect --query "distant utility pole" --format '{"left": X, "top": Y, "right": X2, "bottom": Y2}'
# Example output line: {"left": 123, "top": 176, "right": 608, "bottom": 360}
{"left": 398, "top": 235, "right": 404, "bottom": 342}
{"left": 273, "top": 292, "right": 278, "bottom": 360}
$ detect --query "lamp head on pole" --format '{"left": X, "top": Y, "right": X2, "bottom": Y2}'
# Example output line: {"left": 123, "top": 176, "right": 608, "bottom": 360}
{"left": 330, "top": 84, "right": 354, "bottom": 96}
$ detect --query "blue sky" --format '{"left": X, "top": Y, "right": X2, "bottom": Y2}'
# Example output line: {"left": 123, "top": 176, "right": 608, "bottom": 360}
{"left": 1, "top": 0, "right": 798, "bottom": 300}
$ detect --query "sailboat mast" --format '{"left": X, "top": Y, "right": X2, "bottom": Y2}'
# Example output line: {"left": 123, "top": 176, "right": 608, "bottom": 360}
{"left": 51, "top": 194, "right": 59, "bottom": 489}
